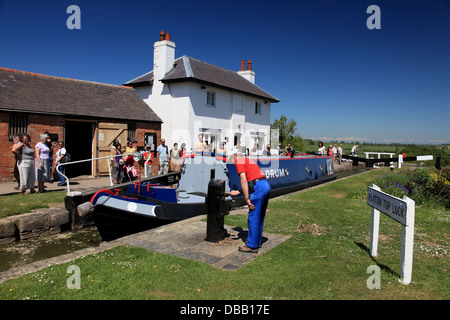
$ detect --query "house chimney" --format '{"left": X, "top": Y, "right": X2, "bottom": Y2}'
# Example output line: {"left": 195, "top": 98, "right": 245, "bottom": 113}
{"left": 153, "top": 31, "right": 176, "bottom": 94}
{"left": 237, "top": 59, "right": 255, "bottom": 84}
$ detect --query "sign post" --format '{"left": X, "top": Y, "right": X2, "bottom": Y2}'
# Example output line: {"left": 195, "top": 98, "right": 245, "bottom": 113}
{"left": 367, "top": 185, "right": 415, "bottom": 285}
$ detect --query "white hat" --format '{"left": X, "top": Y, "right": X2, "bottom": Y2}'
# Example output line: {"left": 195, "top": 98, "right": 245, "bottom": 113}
{"left": 229, "top": 150, "right": 244, "bottom": 162}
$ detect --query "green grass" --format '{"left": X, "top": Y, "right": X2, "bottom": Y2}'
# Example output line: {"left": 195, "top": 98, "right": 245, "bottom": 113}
{"left": 1, "top": 168, "right": 448, "bottom": 300}
{"left": 0, "top": 191, "right": 67, "bottom": 219}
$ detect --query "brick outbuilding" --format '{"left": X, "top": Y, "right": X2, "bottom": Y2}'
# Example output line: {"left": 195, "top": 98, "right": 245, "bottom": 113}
{"left": 0, "top": 67, "right": 161, "bottom": 182}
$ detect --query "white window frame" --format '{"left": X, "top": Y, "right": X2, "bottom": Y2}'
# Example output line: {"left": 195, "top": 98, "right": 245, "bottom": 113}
{"left": 255, "top": 102, "right": 262, "bottom": 114}
{"left": 207, "top": 91, "right": 216, "bottom": 107}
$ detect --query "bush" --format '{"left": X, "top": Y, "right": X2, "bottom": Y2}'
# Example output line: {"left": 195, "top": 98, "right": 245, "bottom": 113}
{"left": 352, "top": 168, "right": 450, "bottom": 209}
{"left": 370, "top": 172, "right": 411, "bottom": 199}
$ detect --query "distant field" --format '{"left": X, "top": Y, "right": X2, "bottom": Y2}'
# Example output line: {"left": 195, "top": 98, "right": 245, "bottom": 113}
{"left": 304, "top": 142, "right": 399, "bottom": 156}
{"left": 303, "top": 141, "right": 450, "bottom": 160}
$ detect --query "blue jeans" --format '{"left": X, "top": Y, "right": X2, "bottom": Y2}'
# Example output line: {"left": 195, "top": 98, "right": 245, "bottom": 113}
{"left": 57, "top": 164, "right": 66, "bottom": 184}
{"left": 247, "top": 179, "right": 271, "bottom": 249}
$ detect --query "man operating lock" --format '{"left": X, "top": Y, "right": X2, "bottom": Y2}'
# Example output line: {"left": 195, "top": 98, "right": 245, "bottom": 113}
{"left": 229, "top": 150, "right": 271, "bottom": 253}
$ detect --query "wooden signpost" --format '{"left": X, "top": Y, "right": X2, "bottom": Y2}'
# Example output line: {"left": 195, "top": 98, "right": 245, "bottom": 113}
{"left": 367, "top": 185, "right": 415, "bottom": 285}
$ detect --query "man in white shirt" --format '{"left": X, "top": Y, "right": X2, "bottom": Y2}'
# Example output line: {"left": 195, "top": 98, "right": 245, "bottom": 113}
{"left": 56, "top": 141, "right": 67, "bottom": 186}
{"left": 193, "top": 134, "right": 206, "bottom": 155}
{"left": 337, "top": 144, "right": 343, "bottom": 164}
{"left": 157, "top": 139, "right": 169, "bottom": 175}
{"left": 332, "top": 144, "right": 338, "bottom": 163}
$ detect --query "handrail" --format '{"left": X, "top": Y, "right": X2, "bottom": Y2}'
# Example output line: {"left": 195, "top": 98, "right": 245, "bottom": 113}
{"left": 56, "top": 153, "right": 136, "bottom": 194}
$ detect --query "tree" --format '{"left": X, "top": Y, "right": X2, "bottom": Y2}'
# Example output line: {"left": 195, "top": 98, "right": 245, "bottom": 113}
{"left": 271, "top": 116, "right": 304, "bottom": 152}
{"left": 271, "top": 116, "right": 297, "bottom": 143}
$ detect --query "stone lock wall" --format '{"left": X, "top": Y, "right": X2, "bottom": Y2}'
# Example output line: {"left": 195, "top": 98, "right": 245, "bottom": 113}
{"left": 0, "top": 207, "right": 70, "bottom": 244}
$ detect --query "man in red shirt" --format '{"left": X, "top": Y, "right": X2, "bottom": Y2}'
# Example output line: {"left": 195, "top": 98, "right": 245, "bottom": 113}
{"left": 229, "top": 150, "right": 271, "bottom": 253}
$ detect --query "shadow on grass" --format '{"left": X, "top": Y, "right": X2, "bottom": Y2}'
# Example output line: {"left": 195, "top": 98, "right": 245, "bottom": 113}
{"left": 354, "top": 241, "right": 400, "bottom": 278}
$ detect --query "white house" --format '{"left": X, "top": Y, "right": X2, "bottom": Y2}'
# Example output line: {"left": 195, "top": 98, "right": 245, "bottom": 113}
{"left": 124, "top": 31, "right": 279, "bottom": 155}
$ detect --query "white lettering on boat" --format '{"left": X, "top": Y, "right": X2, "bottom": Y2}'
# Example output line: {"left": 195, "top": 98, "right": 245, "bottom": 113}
{"left": 265, "top": 168, "right": 287, "bottom": 179}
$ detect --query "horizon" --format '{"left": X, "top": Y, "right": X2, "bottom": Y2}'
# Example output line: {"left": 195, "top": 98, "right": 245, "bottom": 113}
{"left": 1, "top": 0, "right": 449, "bottom": 145}
{"left": 304, "top": 137, "right": 450, "bottom": 146}
{"left": 303, "top": 138, "right": 449, "bottom": 146}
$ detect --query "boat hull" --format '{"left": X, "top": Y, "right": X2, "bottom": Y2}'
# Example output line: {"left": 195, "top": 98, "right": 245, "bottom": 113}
{"left": 93, "top": 155, "right": 336, "bottom": 240}
{"left": 94, "top": 202, "right": 170, "bottom": 241}
{"left": 92, "top": 191, "right": 207, "bottom": 241}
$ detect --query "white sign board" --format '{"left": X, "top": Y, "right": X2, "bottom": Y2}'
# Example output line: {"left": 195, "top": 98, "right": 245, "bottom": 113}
{"left": 367, "top": 185, "right": 415, "bottom": 285}
{"left": 416, "top": 155, "right": 433, "bottom": 161}
{"left": 367, "top": 187, "right": 408, "bottom": 226}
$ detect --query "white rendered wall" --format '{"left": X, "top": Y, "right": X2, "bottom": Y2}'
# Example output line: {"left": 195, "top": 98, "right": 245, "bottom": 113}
{"left": 138, "top": 79, "right": 271, "bottom": 153}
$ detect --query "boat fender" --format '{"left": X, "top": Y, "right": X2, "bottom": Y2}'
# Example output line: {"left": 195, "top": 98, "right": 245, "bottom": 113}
{"left": 77, "top": 202, "right": 95, "bottom": 218}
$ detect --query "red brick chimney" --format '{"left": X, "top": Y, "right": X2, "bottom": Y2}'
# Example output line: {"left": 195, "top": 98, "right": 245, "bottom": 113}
{"left": 237, "top": 59, "right": 255, "bottom": 84}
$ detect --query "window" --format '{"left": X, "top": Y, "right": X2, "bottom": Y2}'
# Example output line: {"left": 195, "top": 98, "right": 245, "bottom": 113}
{"left": 255, "top": 102, "right": 261, "bottom": 114}
{"left": 144, "top": 132, "right": 157, "bottom": 154}
{"left": 8, "top": 114, "right": 29, "bottom": 141}
{"left": 207, "top": 91, "right": 216, "bottom": 107}
{"left": 203, "top": 132, "right": 220, "bottom": 153}
{"left": 234, "top": 94, "right": 243, "bottom": 112}
{"left": 127, "top": 123, "right": 136, "bottom": 142}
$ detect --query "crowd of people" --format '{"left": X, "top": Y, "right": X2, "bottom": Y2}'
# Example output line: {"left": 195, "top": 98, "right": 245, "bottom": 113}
{"left": 111, "top": 139, "right": 143, "bottom": 184}
{"left": 110, "top": 137, "right": 186, "bottom": 184}
{"left": 317, "top": 141, "right": 344, "bottom": 164}
{"left": 11, "top": 132, "right": 68, "bottom": 194}
{"left": 316, "top": 141, "right": 359, "bottom": 165}
{"left": 11, "top": 131, "right": 357, "bottom": 192}
{"left": 110, "top": 133, "right": 313, "bottom": 185}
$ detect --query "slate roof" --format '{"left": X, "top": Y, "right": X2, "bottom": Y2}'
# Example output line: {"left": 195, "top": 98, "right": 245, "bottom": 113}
{"left": 124, "top": 56, "right": 279, "bottom": 103}
{"left": 0, "top": 68, "right": 162, "bottom": 122}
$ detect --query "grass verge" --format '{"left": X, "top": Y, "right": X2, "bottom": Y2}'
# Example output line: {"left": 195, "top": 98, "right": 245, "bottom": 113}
{"left": 0, "top": 191, "right": 66, "bottom": 219}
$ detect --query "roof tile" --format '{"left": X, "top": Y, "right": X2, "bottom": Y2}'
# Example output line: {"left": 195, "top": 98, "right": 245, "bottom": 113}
{"left": 0, "top": 68, "right": 161, "bottom": 122}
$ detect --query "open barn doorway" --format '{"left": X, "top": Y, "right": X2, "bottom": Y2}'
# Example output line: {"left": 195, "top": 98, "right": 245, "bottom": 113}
{"left": 64, "top": 120, "right": 94, "bottom": 178}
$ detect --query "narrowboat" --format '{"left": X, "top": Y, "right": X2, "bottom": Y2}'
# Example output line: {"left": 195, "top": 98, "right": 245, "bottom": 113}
{"left": 92, "top": 154, "right": 336, "bottom": 240}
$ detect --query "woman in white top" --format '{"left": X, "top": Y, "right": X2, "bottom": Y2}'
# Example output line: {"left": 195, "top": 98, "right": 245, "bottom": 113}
{"left": 317, "top": 141, "right": 326, "bottom": 155}
{"left": 35, "top": 133, "right": 50, "bottom": 193}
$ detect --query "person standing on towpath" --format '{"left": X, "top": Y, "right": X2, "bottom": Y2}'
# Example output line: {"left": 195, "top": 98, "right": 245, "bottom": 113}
{"left": 229, "top": 149, "right": 271, "bottom": 253}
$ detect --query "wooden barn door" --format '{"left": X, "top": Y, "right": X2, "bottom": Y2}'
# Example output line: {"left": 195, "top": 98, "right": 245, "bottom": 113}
{"left": 97, "top": 122, "right": 127, "bottom": 175}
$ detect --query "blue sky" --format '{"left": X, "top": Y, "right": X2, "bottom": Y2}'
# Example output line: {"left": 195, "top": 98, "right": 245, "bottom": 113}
{"left": 1, "top": 0, "right": 449, "bottom": 144}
